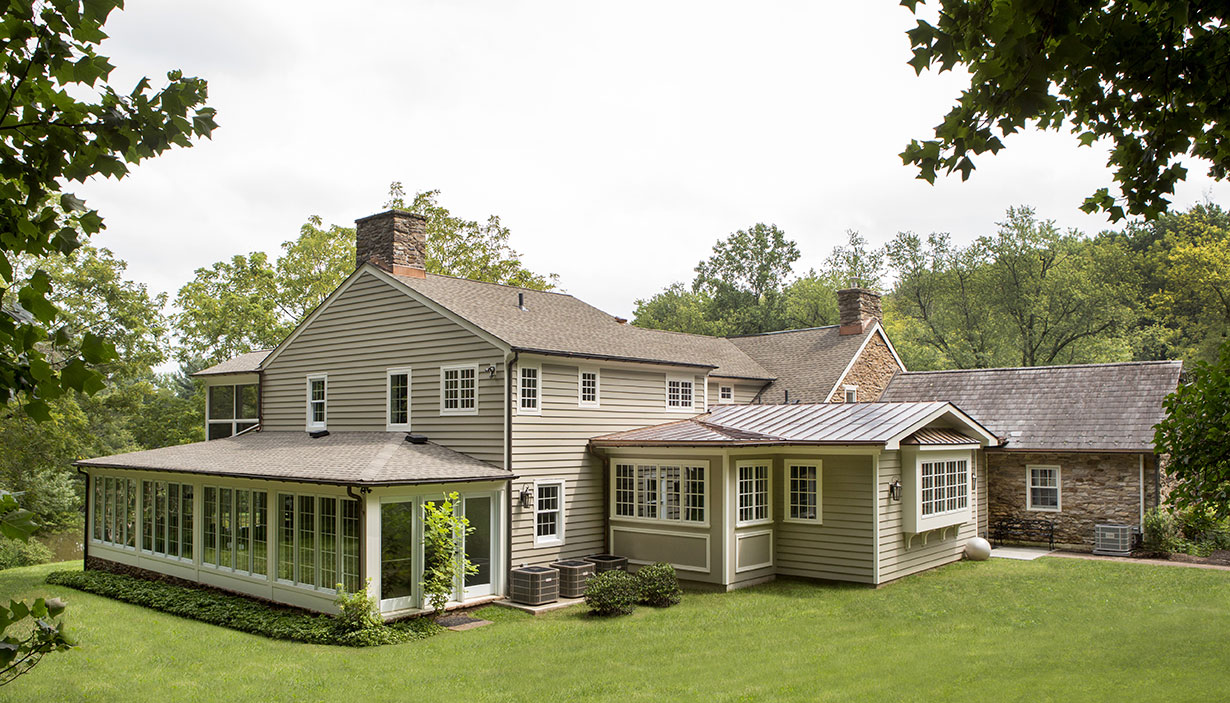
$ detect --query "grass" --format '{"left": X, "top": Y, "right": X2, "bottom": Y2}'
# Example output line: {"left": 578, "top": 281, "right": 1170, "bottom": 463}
{"left": 1, "top": 558, "right": 1228, "bottom": 702}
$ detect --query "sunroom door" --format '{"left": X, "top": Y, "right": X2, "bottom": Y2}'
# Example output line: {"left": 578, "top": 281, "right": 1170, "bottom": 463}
{"left": 463, "top": 494, "right": 495, "bottom": 598}
{"left": 379, "top": 500, "right": 418, "bottom": 612}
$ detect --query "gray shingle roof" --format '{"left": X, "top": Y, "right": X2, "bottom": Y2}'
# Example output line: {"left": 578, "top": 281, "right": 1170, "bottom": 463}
{"left": 193, "top": 349, "right": 272, "bottom": 377}
{"left": 591, "top": 401, "right": 992, "bottom": 447}
{"left": 389, "top": 271, "right": 773, "bottom": 379}
{"left": 728, "top": 325, "right": 880, "bottom": 402}
{"left": 76, "top": 431, "right": 512, "bottom": 486}
{"left": 880, "top": 361, "right": 1183, "bottom": 452}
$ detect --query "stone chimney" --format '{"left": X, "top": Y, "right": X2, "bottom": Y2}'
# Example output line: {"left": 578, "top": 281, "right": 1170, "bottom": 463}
{"left": 837, "top": 287, "right": 881, "bottom": 335}
{"left": 354, "top": 210, "right": 428, "bottom": 278}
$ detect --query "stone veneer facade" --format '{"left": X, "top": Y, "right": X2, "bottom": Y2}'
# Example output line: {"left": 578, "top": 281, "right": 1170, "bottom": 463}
{"left": 354, "top": 209, "right": 428, "bottom": 277}
{"left": 986, "top": 451, "right": 1161, "bottom": 548}
{"left": 828, "top": 332, "right": 900, "bottom": 403}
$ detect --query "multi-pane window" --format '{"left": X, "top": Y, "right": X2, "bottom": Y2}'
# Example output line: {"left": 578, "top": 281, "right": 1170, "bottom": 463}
{"left": 579, "top": 370, "right": 599, "bottom": 406}
{"left": 387, "top": 369, "right": 410, "bottom": 430}
{"left": 519, "top": 365, "right": 539, "bottom": 414}
{"left": 666, "top": 376, "right": 694, "bottom": 410}
{"left": 737, "top": 464, "right": 770, "bottom": 524}
{"left": 140, "top": 480, "right": 193, "bottom": 559}
{"left": 93, "top": 476, "right": 138, "bottom": 548}
{"left": 207, "top": 384, "right": 259, "bottom": 440}
{"left": 719, "top": 386, "right": 734, "bottom": 403}
{"left": 920, "top": 459, "right": 969, "bottom": 516}
{"left": 1028, "top": 466, "right": 1061, "bottom": 512}
{"left": 787, "top": 464, "right": 820, "bottom": 522}
{"left": 276, "top": 493, "right": 362, "bottom": 592}
{"left": 534, "top": 482, "right": 562, "bottom": 543}
{"left": 306, "top": 375, "right": 327, "bottom": 429}
{"left": 612, "top": 462, "right": 706, "bottom": 523}
{"left": 441, "top": 366, "right": 477, "bottom": 414}
{"left": 201, "top": 486, "right": 268, "bottom": 576}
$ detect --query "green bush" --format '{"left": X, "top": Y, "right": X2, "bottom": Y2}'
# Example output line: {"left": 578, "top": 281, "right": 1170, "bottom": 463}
{"left": 0, "top": 536, "right": 54, "bottom": 571}
{"left": 635, "top": 562, "right": 682, "bottom": 607}
{"left": 583, "top": 570, "right": 638, "bottom": 616}
{"left": 45, "top": 569, "right": 440, "bottom": 646}
{"left": 1143, "top": 507, "right": 1183, "bottom": 552}
{"left": 1143, "top": 507, "right": 1230, "bottom": 557}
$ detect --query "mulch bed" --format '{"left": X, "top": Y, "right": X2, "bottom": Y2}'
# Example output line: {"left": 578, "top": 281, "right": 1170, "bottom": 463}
{"left": 1133, "top": 549, "right": 1230, "bottom": 566}
{"left": 434, "top": 613, "right": 483, "bottom": 628}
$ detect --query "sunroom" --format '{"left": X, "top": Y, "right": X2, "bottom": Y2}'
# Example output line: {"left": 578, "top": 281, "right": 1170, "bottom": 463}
{"left": 588, "top": 402, "right": 999, "bottom": 589}
{"left": 76, "top": 431, "right": 513, "bottom": 617}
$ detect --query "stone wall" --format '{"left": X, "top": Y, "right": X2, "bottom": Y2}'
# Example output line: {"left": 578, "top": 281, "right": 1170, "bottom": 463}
{"left": 837, "top": 288, "right": 882, "bottom": 335}
{"left": 829, "top": 332, "right": 900, "bottom": 402}
{"left": 354, "top": 209, "right": 428, "bottom": 276}
{"left": 986, "top": 451, "right": 1159, "bottom": 548}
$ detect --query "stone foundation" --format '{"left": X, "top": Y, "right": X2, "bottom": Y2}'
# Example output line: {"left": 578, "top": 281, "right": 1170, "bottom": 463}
{"left": 986, "top": 451, "right": 1158, "bottom": 547}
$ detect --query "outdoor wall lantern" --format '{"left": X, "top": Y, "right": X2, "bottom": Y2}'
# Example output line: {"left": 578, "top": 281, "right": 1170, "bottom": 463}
{"left": 519, "top": 486, "right": 534, "bottom": 509}
{"left": 485, "top": 364, "right": 498, "bottom": 379}
{"left": 887, "top": 480, "right": 902, "bottom": 501}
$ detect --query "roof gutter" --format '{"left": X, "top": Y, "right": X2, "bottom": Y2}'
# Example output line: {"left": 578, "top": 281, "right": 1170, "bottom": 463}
{"left": 73, "top": 461, "right": 519, "bottom": 488}
{"left": 512, "top": 347, "right": 720, "bottom": 372}
{"left": 589, "top": 439, "right": 886, "bottom": 449}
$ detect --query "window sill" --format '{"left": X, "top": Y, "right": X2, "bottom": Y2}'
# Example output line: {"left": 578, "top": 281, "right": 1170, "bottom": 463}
{"left": 782, "top": 517, "right": 822, "bottom": 526}
{"left": 736, "top": 519, "right": 774, "bottom": 529}
{"left": 439, "top": 409, "right": 479, "bottom": 417}
{"left": 1026, "top": 506, "right": 1061, "bottom": 513}
{"left": 386, "top": 424, "right": 412, "bottom": 433}
{"left": 665, "top": 406, "right": 699, "bottom": 413}
{"left": 533, "top": 537, "right": 564, "bottom": 547}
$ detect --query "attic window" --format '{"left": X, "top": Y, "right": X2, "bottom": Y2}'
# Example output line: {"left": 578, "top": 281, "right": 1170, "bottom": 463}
{"left": 719, "top": 385, "right": 734, "bottom": 403}
{"left": 666, "top": 374, "right": 694, "bottom": 411}
{"left": 306, "top": 375, "right": 327, "bottom": 430}
{"left": 844, "top": 385, "right": 857, "bottom": 403}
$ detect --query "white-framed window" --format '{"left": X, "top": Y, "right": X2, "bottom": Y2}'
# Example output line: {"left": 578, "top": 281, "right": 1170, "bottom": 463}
{"left": 920, "top": 457, "right": 969, "bottom": 516}
{"left": 139, "top": 479, "right": 194, "bottom": 561}
{"left": 666, "top": 374, "right": 695, "bottom": 411}
{"left": 1027, "top": 465, "right": 1061, "bottom": 512}
{"left": 92, "top": 475, "right": 138, "bottom": 550}
{"left": 719, "top": 385, "right": 734, "bottom": 404}
{"left": 386, "top": 367, "right": 412, "bottom": 431}
{"left": 202, "top": 486, "right": 268, "bottom": 577}
{"left": 207, "top": 383, "right": 259, "bottom": 439}
{"left": 534, "top": 480, "right": 564, "bottom": 545}
{"left": 613, "top": 461, "right": 706, "bottom": 524}
{"left": 737, "top": 462, "right": 771, "bottom": 525}
{"left": 785, "top": 463, "right": 822, "bottom": 523}
{"left": 440, "top": 365, "right": 478, "bottom": 415}
{"left": 844, "top": 385, "right": 858, "bottom": 403}
{"left": 518, "top": 363, "right": 540, "bottom": 415}
{"left": 578, "top": 368, "right": 600, "bottom": 407}
{"left": 306, "top": 374, "right": 327, "bottom": 430}
{"left": 275, "top": 492, "right": 362, "bottom": 593}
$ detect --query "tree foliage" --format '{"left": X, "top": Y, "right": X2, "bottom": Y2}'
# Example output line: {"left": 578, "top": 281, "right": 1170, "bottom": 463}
{"left": 0, "top": 0, "right": 215, "bottom": 419}
{"left": 1155, "top": 341, "right": 1230, "bottom": 522}
{"left": 420, "top": 492, "right": 475, "bottom": 617}
{"left": 901, "top": 1, "right": 1229, "bottom": 221}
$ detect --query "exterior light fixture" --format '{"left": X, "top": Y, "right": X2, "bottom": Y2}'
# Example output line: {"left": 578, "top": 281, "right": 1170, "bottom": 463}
{"left": 888, "top": 480, "right": 902, "bottom": 501}
{"left": 519, "top": 486, "right": 534, "bottom": 509}
{"left": 485, "top": 364, "right": 497, "bottom": 379}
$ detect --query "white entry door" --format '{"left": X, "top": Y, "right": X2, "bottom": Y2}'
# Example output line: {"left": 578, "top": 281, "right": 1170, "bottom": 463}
{"left": 463, "top": 494, "right": 496, "bottom": 598}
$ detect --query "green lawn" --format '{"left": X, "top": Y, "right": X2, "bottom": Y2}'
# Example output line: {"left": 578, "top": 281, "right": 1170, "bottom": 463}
{"left": 1, "top": 558, "right": 1227, "bottom": 702}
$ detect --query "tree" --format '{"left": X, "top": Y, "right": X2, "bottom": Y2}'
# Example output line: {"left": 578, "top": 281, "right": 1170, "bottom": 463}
{"left": 0, "top": 0, "right": 215, "bottom": 419}
{"left": 1155, "top": 341, "right": 1230, "bottom": 522}
{"left": 632, "top": 282, "right": 721, "bottom": 336}
{"left": 172, "top": 253, "right": 287, "bottom": 366}
{"left": 900, "top": 1, "right": 1229, "bottom": 221}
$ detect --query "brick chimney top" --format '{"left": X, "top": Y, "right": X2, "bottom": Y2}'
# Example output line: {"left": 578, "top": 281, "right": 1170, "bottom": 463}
{"left": 355, "top": 209, "right": 428, "bottom": 278}
{"left": 837, "top": 287, "right": 882, "bottom": 335}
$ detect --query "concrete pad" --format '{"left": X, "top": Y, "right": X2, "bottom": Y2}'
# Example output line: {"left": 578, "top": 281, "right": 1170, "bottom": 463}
{"left": 492, "top": 596, "right": 584, "bottom": 615}
{"left": 990, "top": 546, "right": 1054, "bottom": 561}
{"left": 446, "top": 619, "right": 493, "bottom": 632}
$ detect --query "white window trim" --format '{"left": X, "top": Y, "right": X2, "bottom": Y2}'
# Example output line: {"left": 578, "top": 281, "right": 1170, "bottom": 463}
{"left": 305, "top": 374, "right": 327, "bottom": 430}
{"left": 783, "top": 461, "right": 823, "bottom": 524}
{"left": 578, "top": 367, "right": 601, "bottom": 408}
{"left": 718, "top": 385, "right": 734, "bottom": 404}
{"left": 1026, "top": 464, "right": 1062, "bottom": 512}
{"left": 518, "top": 362, "right": 541, "bottom": 416}
{"left": 919, "top": 454, "right": 971, "bottom": 518}
{"left": 665, "top": 373, "right": 697, "bottom": 412}
{"left": 844, "top": 385, "right": 858, "bottom": 403}
{"left": 735, "top": 460, "right": 773, "bottom": 527}
{"left": 533, "top": 479, "right": 565, "bottom": 546}
{"left": 385, "top": 367, "right": 413, "bottom": 432}
{"left": 206, "top": 383, "right": 259, "bottom": 440}
{"left": 439, "top": 364, "right": 479, "bottom": 416}
{"left": 609, "top": 459, "right": 709, "bottom": 527}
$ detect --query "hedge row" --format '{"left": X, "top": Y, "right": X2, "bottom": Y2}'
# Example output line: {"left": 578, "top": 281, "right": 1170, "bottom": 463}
{"left": 45, "top": 569, "right": 439, "bottom": 647}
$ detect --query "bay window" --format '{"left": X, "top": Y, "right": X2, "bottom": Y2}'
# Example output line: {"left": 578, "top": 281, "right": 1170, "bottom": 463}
{"left": 920, "top": 458, "right": 969, "bottom": 516}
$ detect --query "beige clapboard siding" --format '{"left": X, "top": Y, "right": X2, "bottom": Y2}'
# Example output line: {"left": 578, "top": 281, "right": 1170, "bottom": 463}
{"left": 510, "top": 360, "right": 708, "bottom": 565}
{"left": 261, "top": 271, "right": 507, "bottom": 466}
{"left": 707, "top": 379, "right": 766, "bottom": 406}
{"left": 773, "top": 455, "right": 876, "bottom": 583}
{"left": 876, "top": 450, "right": 982, "bottom": 583}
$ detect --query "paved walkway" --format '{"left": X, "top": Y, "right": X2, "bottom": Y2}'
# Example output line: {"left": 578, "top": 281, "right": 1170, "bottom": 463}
{"left": 1048, "top": 551, "right": 1230, "bottom": 571}
{"left": 989, "top": 546, "right": 1053, "bottom": 561}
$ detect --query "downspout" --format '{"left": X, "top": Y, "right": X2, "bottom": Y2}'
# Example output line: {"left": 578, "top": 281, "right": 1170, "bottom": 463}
{"left": 77, "top": 467, "right": 90, "bottom": 568}
{"left": 506, "top": 351, "right": 517, "bottom": 575}
{"left": 1153, "top": 455, "right": 1161, "bottom": 510}
{"left": 346, "top": 486, "right": 369, "bottom": 587}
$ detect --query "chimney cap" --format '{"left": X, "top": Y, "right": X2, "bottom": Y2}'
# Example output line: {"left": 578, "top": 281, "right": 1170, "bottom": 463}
{"left": 354, "top": 208, "right": 428, "bottom": 225}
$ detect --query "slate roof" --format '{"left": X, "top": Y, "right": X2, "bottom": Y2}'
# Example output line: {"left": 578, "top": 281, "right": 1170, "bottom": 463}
{"left": 193, "top": 349, "right": 272, "bottom": 377}
{"left": 591, "top": 401, "right": 994, "bottom": 447}
{"left": 879, "top": 361, "right": 1183, "bottom": 452}
{"left": 390, "top": 271, "right": 774, "bottom": 379}
{"left": 728, "top": 324, "right": 885, "bottom": 402}
{"left": 76, "top": 431, "right": 512, "bottom": 486}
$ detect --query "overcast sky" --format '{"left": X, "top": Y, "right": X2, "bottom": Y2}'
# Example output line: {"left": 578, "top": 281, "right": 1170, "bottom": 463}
{"left": 79, "top": 1, "right": 1228, "bottom": 321}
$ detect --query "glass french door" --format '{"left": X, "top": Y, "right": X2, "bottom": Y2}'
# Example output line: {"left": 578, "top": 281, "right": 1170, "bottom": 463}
{"left": 379, "top": 500, "right": 417, "bottom": 611}
{"left": 463, "top": 495, "right": 495, "bottom": 597}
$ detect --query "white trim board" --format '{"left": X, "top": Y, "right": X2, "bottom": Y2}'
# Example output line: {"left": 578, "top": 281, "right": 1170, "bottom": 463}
{"left": 823, "top": 323, "right": 907, "bottom": 402}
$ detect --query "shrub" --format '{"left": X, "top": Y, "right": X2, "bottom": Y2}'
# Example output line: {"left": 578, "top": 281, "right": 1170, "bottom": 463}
{"left": 583, "top": 570, "right": 638, "bottom": 616}
{"left": 45, "top": 569, "right": 440, "bottom": 646}
{"left": 635, "top": 562, "right": 682, "bottom": 607}
{"left": 0, "top": 535, "right": 54, "bottom": 571}
{"left": 1143, "top": 507, "right": 1183, "bottom": 553}
{"left": 421, "top": 492, "right": 475, "bottom": 616}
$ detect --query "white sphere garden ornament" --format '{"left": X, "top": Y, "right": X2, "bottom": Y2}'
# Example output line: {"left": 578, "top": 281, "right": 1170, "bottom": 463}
{"left": 965, "top": 537, "right": 992, "bottom": 561}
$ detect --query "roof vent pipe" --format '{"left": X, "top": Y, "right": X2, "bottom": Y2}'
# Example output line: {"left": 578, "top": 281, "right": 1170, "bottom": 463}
{"left": 517, "top": 292, "right": 526, "bottom": 311}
